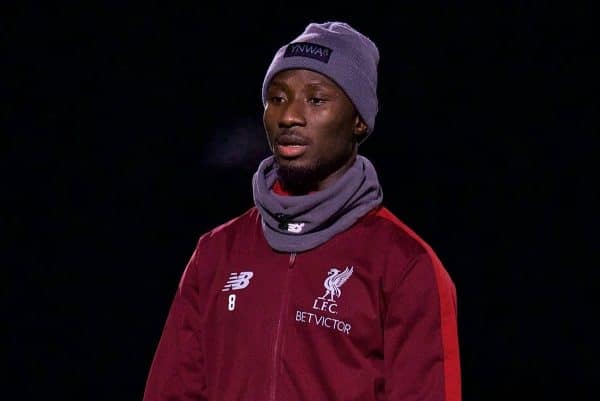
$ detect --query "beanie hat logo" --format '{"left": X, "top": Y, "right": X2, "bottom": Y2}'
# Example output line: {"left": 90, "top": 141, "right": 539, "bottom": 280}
{"left": 283, "top": 42, "right": 333, "bottom": 63}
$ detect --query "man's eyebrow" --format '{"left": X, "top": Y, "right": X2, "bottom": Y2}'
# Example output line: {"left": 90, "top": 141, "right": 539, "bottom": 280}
{"left": 305, "top": 81, "right": 336, "bottom": 90}
{"left": 269, "top": 80, "right": 336, "bottom": 91}
{"left": 268, "top": 80, "right": 287, "bottom": 89}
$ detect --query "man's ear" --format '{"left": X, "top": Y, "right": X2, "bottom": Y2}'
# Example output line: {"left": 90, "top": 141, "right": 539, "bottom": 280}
{"left": 353, "top": 115, "right": 368, "bottom": 140}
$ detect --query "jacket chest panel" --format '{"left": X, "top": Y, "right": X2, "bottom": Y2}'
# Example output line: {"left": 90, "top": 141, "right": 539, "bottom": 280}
{"left": 206, "top": 246, "right": 382, "bottom": 346}
{"left": 201, "top": 234, "right": 387, "bottom": 400}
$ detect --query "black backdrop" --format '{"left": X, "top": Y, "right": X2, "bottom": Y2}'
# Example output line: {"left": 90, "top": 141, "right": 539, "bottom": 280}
{"left": 4, "top": 2, "right": 597, "bottom": 400}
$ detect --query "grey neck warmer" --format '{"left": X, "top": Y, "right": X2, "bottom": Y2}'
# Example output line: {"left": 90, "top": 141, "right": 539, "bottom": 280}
{"left": 252, "top": 155, "right": 383, "bottom": 253}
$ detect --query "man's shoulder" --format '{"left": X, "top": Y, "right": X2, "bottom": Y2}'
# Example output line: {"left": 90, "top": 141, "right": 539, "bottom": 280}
{"left": 361, "top": 206, "right": 433, "bottom": 257}
{"left": 367, "top": 206, "right": 451, "bottom": 272}
{"left": 198, "top": 207, "right": 260, "bottom": 243}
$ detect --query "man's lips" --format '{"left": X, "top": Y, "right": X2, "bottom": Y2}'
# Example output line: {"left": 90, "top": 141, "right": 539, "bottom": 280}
{"left": 276, "top": 134, "right": 309, "bottom": 146}
{"left": 276, "top": 144, "right": 308, "bottom": 158}
{"left": 275, "top": 134, "right": 310, "bottom": 158}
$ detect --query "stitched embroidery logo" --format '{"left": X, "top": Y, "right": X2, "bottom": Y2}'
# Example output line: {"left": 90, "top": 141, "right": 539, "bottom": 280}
{"left": 222, "top": 271, "right": 254, "bottom": 312}
{"left": 283, "top": 41, "right": 333, "bottom": 63}
{"left": 295, "top": 266, "right": 355, "bottom": 335}
{"left": 319, "top": 266, "right": 354, "bottom": 301}
{"left": 221, "top": 271, "right": 254, "bottom": 291}
{"left": 286, "top": 222, "right": 305, "bottom": 233}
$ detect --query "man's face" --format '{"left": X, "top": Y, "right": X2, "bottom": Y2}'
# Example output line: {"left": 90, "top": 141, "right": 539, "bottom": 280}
{"left": 263, "top": 69, "right": 367, "bottom": 193}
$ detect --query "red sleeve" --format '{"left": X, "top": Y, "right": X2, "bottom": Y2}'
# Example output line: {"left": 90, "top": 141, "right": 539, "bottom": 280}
{"left": 143, "top": 245, "right": 209, "bottom": 401}
{"left": 384, "top": 251, "right": 462, "bottom": 401}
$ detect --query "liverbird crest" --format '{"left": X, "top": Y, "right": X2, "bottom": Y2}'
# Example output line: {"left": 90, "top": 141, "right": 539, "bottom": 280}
{"left": 319, "top": 266, "right": 354, "bottom": 302}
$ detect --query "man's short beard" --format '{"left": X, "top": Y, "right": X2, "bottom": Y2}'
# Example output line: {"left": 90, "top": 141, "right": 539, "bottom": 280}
{"left": 275, "top": 151, "right": 352, "bottom": 194}
{"left": 276, "top": 162, "right": 322, "bottom": 194}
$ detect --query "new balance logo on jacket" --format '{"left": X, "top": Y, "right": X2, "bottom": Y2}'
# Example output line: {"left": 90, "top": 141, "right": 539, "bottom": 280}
{"left": 221, "top": 271, "right": 254, "bottom": 291}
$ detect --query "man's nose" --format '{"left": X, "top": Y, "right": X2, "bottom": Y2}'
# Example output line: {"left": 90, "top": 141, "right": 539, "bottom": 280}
{"left": 279, "top": 99, "right": 306, "bottom": 127}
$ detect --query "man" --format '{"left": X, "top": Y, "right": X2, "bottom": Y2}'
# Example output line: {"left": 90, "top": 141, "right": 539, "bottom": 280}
{"left": 143, "top": 21, "right": 461, "bottom": 401}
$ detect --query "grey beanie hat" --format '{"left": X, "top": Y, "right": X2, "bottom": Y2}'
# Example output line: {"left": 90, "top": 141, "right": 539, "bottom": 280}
{"left": 262, "top": 21, "right": 380, "bottom": 137}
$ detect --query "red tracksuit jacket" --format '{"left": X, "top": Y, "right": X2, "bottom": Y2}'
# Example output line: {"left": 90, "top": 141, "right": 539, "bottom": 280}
{"left": 143, "top": 206, "right": 461, "bottom": 401}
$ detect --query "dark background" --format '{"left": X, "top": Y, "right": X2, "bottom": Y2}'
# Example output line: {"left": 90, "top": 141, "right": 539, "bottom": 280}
{"left": 4, "top": 1, "right": 597, "bottom": 400}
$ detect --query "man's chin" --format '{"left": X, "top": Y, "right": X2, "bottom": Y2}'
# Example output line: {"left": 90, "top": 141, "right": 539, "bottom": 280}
{"left": 275, "top": 162, "right": 319, "bottom": 194}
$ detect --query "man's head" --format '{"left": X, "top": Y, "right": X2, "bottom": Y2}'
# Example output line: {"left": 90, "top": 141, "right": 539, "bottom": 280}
{"left": 262, "top": 21, "right": 379, "bottom": 193}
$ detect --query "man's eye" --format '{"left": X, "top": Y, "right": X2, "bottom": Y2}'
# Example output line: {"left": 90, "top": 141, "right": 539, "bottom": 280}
{"left": 308, "top": 97, "right": 325, "bottom": 105}
{"left": 269, "top": 96, "right": 284, "bottom": 104}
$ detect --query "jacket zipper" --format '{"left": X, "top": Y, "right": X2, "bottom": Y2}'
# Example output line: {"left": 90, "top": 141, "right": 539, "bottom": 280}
{"left": 269, "top": 252, "right": 296, "bottom": 401}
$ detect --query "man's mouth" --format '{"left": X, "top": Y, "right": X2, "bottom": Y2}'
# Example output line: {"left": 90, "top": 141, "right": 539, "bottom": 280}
{"left": 276, "top": 144, "right": 308, "bottom": 158}
{"left": 275, "top": 134, "right": 309, "bottom": 158}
